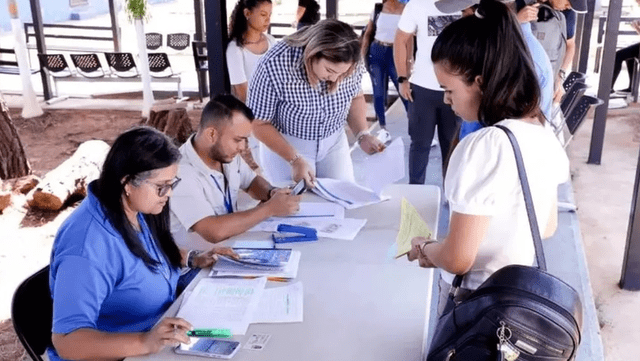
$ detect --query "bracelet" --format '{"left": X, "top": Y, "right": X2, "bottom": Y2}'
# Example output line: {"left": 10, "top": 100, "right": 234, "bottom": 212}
{"left": 186, "top": 250, "right": 201, "bottom": 269}
{"left": 558, "top": 69, "right": 567, "bottom": 81}
{"left": 355, "top": 130, "right": 370, "bottom": 144}
{"left": 289, "top": 154, "right": 302, "bottom": 165}
{"left": 418, "top": 240, "right": 437, "bottom": 259}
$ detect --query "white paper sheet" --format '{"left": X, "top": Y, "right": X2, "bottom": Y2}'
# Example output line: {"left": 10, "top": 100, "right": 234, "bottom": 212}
{"left": 312, "top": 178, "right": 388, "bottom": 209}
{"left": 209, "top": 250, "right": 302, "bottom": 279}
{"left": 176, "top": 277, "right": 267, "bottom": 335}
{"left": 248, "top": 202, "right": 346, "bottom": 234}
{"left": 249, "top": 218, "right": 367, "bottom": 240}
{"left": 359, "top": 137, "right": 405, "bottom": 194}
{"left": 252, "top": 282, "right": 304, "bottom": 324}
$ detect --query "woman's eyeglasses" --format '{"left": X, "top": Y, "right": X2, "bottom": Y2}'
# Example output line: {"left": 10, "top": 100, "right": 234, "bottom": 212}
{"left": 144, "top": 177, "right": 181, "bottom": 197}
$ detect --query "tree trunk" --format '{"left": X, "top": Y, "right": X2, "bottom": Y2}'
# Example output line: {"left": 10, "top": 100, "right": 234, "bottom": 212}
{"left": 26, "top": 140, "right": 110, "bottom": 211}
{"left": 143, "top": 107, "right": 194, "bottom": 145}
{"left": 0, "top": 93, "right": 30, "bottom": 180}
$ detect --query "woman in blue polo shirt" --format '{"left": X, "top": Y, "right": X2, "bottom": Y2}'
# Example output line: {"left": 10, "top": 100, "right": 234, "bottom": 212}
{"left": 48, "top": 127, "right": 232, "bottom": 361}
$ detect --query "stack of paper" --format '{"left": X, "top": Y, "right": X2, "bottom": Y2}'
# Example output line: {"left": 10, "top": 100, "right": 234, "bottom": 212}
{"left": 253, "top": 282, "right": 304, "bottom": 324}
{"left": 209, "top": 250, "right": 302, "bottom": 279}
{"left": 312, "top": 178, "right": 389, "bottom": 209}
{"left": 176, "top": 277, "right": 267, "bottom": 335}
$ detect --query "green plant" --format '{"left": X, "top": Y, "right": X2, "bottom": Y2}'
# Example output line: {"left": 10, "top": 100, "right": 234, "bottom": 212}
{"left": 125, "top": 0, "right": 150, "bottom": 21}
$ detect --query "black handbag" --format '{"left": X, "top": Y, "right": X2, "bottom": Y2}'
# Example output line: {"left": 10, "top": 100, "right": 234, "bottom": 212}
{"left": 426, "top": 125, "right": 583, "bottom": 361}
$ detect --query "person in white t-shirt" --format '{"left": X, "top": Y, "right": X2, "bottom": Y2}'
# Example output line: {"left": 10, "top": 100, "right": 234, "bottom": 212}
{"left": 394, "top": 0, "right": 460, "bottom": 184}
{"left": 226, "top": 0, "right": 276, "bottom": 102}
{"left": 361, "top": 0, "right": 409, "bottom": 131}
{"left": 226, "top": 0, "right": 276, "bottom": 174}
{"left": 170, "top": 95, "right": 300, "bottom": 251}
{"left": 406, "top": 0, "right": 569, "bottom": 315}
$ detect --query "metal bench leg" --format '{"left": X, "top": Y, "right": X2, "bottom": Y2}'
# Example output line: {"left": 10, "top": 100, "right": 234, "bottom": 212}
{"left": 632, "top": 58, "right": 640, "bottom": 103}
{"left": 177, "top": 78, "right": 182, "bottom": 98}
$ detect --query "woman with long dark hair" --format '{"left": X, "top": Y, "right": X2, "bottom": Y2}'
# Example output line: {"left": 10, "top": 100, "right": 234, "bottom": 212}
{"left": 407, "top": 0, "right": 569, "bottom": 314}
{"left": 48, "top": 127, "right": 234, "bottom": 361}
{"left": 227, "top": 0, "right": 275, "bottom": 102}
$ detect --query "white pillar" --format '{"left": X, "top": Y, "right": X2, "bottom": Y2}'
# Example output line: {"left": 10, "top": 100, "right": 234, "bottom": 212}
{"left": 8, "top": 0, "right": 43, "bottom": 118}
{"left": 134, "top": 19, "right": 154, "bottom": 118}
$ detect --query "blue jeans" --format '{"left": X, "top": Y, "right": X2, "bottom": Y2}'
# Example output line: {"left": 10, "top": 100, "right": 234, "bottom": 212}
{"left": 367, "top": 42, "right": 408, "bottom": 127}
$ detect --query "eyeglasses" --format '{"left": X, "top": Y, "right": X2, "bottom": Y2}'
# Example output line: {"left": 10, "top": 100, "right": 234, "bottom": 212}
{"left": 144, "top": 177, "right": 181, "bottom": 197}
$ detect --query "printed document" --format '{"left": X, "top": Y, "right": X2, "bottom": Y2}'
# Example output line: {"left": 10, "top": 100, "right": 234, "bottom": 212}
{"left": 358, "top": 137, "right": 405, "bottom": 194}
{"left": 176, "top": 277, "right": 267, "bottom": 335}
{"left": 253, "top": 282, "right": 304, "bottom": 324}
{"left": 312, "top": 178, "right": 388, "bottom": 209}
{"left": 395, "top": 198, "right": 433, "bottom": 258}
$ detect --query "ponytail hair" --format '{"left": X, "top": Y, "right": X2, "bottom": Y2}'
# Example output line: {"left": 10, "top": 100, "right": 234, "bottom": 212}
{"left": 228, "top": 0, "right": 272, "bottom": 46}
{"left": 431, "top": 0, "right": 541, "bottom": 126}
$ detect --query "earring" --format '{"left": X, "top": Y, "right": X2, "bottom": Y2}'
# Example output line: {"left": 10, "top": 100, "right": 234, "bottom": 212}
{"left": 126, "top": 191, "right": 130, "bottom": 197}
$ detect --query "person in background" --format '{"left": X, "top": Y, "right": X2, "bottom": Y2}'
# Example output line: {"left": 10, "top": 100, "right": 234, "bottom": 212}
{"left": 170, "top": 95, "right": 300, "bottom": 251}
{"left": 612, "top": 1, "right": 640, "bottom": 93}
{"left": 227, "top": 0, "right": 276, "bottom": 102}
{"left": 49, "top": 127, "right": 235, "bottom": 361}
{"left": 248, "top": 19, "right": 385, "bottom": 186}
{"left": 435, "top": 0, "right": 554, "bottom": 139}
{"left": 407, "top": 0, "right": 568, "bottom": 314}
{"left": 295, "top": 0, "right": 321, "bottom": 30}
{"left": 394, "top": 0, "right": 460, "bottom": 184}
{"left": 516, "top": 0, "right": 587, "bottom": 102}
{"left": 226, "top": 0, "right": 276, "bottom": 175}
{"left": 361, "top": 0, "right": 409, "bottom": 134}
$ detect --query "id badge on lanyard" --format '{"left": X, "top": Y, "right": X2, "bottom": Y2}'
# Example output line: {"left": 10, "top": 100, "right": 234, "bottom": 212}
{"left": 210, "top": 173, "right": 234, "bottom": 214}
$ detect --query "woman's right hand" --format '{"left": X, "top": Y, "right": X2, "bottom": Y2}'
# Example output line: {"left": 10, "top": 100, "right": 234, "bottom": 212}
{"left": 142, "top": 317, "right": 192, "bottom": 354}
{"left": 291, "top": 157, "right": 315, "bottom": 188}
{"left": 399, "top": 81, "right": 413, "bottom": 102}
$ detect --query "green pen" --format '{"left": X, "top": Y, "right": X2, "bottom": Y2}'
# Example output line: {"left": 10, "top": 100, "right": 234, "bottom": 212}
{"left": 186, "top": 328, "right": 232, "bottom": 338}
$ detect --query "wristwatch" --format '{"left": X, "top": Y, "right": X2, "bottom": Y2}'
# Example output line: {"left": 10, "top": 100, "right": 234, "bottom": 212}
{"left": 187, "top": 250, "right": 201, "bottom": 269}
{"left": 398, "top": 76, "right": 408, "bottom": 84}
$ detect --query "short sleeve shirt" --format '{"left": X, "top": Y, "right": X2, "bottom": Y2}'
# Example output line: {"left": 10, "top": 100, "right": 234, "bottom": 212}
{"left": 170, "top": 135, "right": 256, "bottom": 250}
{"left": 247, "top": 41, "right": 364, "bottom": 140}
{"left": 225, "top": 34, "right": 277, "bottom": 85}
{"left": 397, "top": 0, "right": 460, "bottom": 90}
{"left": 443, "top": 119, "right": 569, "bottom": 290}
{"left": 48, "top": 184, "right": 179, "bottom": 361}
{"left": 562, "top": 9, "right": 576, "bottom": 39}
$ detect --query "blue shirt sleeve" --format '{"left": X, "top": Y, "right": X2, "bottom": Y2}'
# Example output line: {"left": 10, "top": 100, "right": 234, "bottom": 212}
{"left": 51, "top": 255, "right": 113, "bottom": 334}
{"left": 563, "top": 9, "right": 576, "bottom": 39}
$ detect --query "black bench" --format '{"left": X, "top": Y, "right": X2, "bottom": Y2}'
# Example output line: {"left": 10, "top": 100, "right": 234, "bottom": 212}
{"left": 0, "top": 47, "right": 40, "bottom": 76}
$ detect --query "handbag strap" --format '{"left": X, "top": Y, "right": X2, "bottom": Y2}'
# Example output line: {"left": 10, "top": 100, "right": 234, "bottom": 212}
{"left": 449, "top": 124, "right": 547, "bottom": 293}
{"left": 495, "top": 124, "right": 547, "bottom": 271}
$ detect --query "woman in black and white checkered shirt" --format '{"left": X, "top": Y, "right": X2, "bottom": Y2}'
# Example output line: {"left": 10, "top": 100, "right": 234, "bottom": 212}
{"left": 247, "top": 19, "right": 385, "bottom": 188}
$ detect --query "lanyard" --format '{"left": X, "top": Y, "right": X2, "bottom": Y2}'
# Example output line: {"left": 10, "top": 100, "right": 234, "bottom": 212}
{"left": 210, "top": 172, "right": 234, "bottom": 214}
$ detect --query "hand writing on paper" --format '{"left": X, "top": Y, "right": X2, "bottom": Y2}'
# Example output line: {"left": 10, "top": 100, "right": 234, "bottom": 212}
{"left": 407, "top": 237, "right": 436, "bottom": 268}
{"left": 266, "top": 188, "right": 301, "bottom": 217}
{"left": 142, "top": 317, "right": 192, "bottom": 352}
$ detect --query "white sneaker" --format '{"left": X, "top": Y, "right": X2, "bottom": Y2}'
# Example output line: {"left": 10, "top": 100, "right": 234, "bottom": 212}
{"left": 431, "top": 136, "right": 439, "bottom": 147}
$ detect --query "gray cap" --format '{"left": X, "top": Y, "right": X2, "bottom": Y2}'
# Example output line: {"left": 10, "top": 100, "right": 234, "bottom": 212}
{"left": 435, "top": 0, "right": 480, "bottom": 14}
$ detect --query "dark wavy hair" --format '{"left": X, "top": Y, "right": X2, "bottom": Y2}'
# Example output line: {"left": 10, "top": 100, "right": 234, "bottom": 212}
{"left": 431, "top": 0, "right": 541, "bottom": 126}
{"left": 94, "top": 126, "right": 182, "bottom": 269}
{"left": 228, "top": 0, "right": 272, "bottom": 46}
